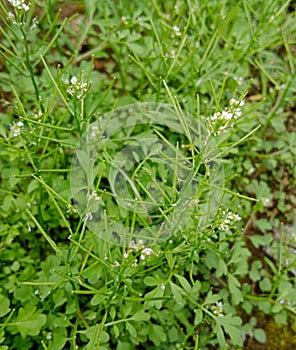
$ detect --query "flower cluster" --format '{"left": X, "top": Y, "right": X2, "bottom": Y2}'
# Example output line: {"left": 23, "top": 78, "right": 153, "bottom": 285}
{"left": 211, "top": 301, "right": 224, "bottom": 317}
{"left": 66, "top": 204, "right": 77, "bottom": 214}
{"left": 83, "top": 211, "right": 93, "bottom": 222}
{"left": 219, "top": 210, "right": 241, "bottom": 232}
{"left": 33, "top": 110, "right": 43, "bottom": 119}
{"left": 67, "top": 76, "right": 88, "bottom": 99}
{"left": 207, "top": 98, "right": 245, "bottom": 136}
{"left": 8, "top": 0, "right": 30, "bottom": 12}
{"left": 123, "top": 239, "right": 157, "bottom": 267}
{"left": 10, "top": 121, "right": 23, "bottom": 137}
{"left": 172, "top": 25, "right": 182, "bottom": 37}
{"left": 86, "top": 190, "right": 101, "bottom": 203}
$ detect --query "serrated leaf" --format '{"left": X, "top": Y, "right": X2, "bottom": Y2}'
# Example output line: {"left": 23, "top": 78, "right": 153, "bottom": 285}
{"left": 256, "top": 218, "right": 272, "bottom": 233}
{"left": 215, "top": 314, "right": 243, "bottom": 346}
{"left": 204, "top": 291, "right": 220, "bottom": 305}
{"left": 14, "top": 305, "right": 46, "bottom": 336}
{"left": 249, "top": 234, "right": 273, "bottom": 248}
{"left": 148, "top": 324, "right": 167, "bottom": 346}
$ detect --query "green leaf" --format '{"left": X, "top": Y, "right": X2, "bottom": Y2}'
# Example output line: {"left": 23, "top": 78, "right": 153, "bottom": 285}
{"left": 256, "top": 218, "right": 272, "bottom": 233}
{"left": 249, "top": 234, "right": 273, "bottom": 248}
{"left": 14, "top": 305, "right": 46, "bottom": 337}
{"left": 194, "top": 308, "right": 203, "bottom": 325}
{"left": 216, "top": 258, "right": 227, "bottom": 277}
{"left": 259, "top": 277, "right": 272, "bottom": 292}
{"left": 14, "top": 285, "right": 34, "bottom": 303}
{"left": 168, "top": 326, "right": 179, "bottom": 342}
{"left": 81, "top": 324, "right": 110, "bottom": 344}
{"left": 116, "top": 341, "right": 133, "bottom": 350}
{"left": 250, "top": 260, "right": 263, "bottom": 282}
{"left": 130, "top": 309, "right": 150, "bottom": 322}
{"left": 144, "top": 286, "right": 165, "bottom": 309}
{"left": 48, "top": 333, "right": 68, "bottom": 350}
{"left": 215, "top": 314, "right": 243, "bottom": 346}
{"left": 274, "top": 310, "right": 288, "bottom": 325}
{"left": 242, "top": 300, "right": 253, "bottom": 314}
{"left": 143, "top": 276, "right": 159, "bottom": 286}
{"left": 215, "top": 323, "right": 226, "bottom": 348}
{"left": 112, "top": 325, "right": 120, "bottom": 338}
{"left": 126, "top": 322, "right": 137, "bottom": 338}
{"left": 228, "top": 274, "right": 243, "bottom": 305}
{"left": 169, "top": 281, "right": 183, "bottom": 305}
{"left": 0, "top": 296, "right": 10, "bottom": 318}
{"left": 165, "top": 253, "right": 175, "bottom": 270}
{"left": 148, "top": 324, "right": 167, "bottom": 346}
{"left": 271, "top": 302, "right": 283, "bottom": 314}
{"left": 174, "top": 274, "right": 191, "bottom": 293}
{"left": 253, "top": 328, "right": 266, "bottom": 343}
{"left": 90, "top": 292, "right": 108, "bottom": 306}
{"left": 204, "top": 291, "right": 220, "bottom": 305}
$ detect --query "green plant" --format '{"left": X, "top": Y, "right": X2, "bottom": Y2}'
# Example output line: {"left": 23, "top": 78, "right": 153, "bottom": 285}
{"left": 0, "top": 1, "right": 295, "bottom": 349}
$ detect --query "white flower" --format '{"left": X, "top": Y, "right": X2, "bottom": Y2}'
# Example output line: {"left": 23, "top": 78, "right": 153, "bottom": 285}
{"left": 207, "top": 98, "right": 245, "bottom": 136}
{"left": 67, "top": 75, "right": 89, "bottom": 99}
{"left": 8, "top": 0, "right": 30, "bottom": 11}
{"left": 172, "top": 25, "right": 181, "bottom": 36}
{"left": 140, "top": 247, "right": 154, "bottom": 260}
{"left": 219, "top": 210, "right": 241, "bottom": 231}
{"left": 10, "top": 121, "right": 23, "bottom": 137}
{"left": 66, "top": 204, "right": 77, "bottom": 214}
{"left": 30, "top": 17, "right": 39, "bottom": 30}
{"left": 86, "top": 191, "right": 101, "bottom": 202}
{"left": 219, "top": 223, "right": 230, "bottom": 231}
{"left": 129, "top": 240, "right": 138, "bottom": 250}
{"left": 83, "top": 212, "right": 93, "bottom": 222}
{"left": 113, "top": 261, "right": 120, "bottom": 267}
{"left": 70, "top": 76, "right": 78, "bottom": 85}
{"left": 7, "top": 11, "right": 16, "bottom": 23}
{"left": 33, "top": 110, "right": 42, "bottom": 119}
{"left": 221, "top": 110, "right": 233, "bottom": 121}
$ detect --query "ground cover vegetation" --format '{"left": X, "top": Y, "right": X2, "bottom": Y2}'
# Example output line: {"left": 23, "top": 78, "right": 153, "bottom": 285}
{"left": 0, "top": 0, "right": 295, "bottom": 349}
